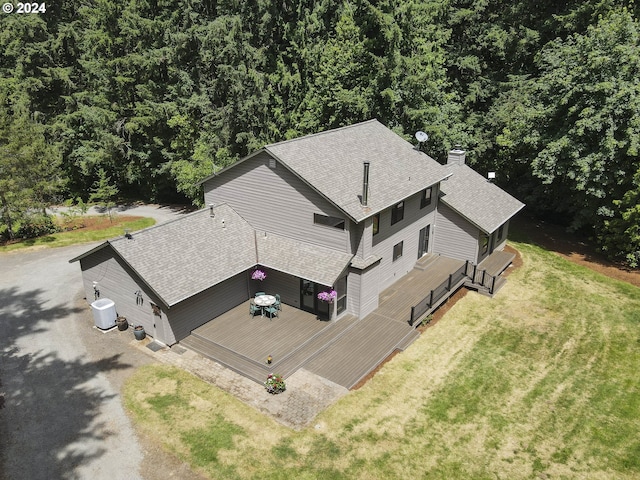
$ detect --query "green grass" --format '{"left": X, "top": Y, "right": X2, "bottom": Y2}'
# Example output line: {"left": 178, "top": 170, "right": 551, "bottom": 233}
{"left": 123, "top": 241, "right": 640, "bottom": 479}
{"left": 0, "top": 216, "right": 155, "bottom": 252}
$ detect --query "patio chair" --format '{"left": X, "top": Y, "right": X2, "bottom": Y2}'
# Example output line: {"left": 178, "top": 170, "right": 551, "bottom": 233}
{"left": 265, "top": 306, "right": 278, "bottom": 319}
{"left": 250, "top": 301, "right": 262, "bottom": 317}
{"left": 274, "top": 294, "right": 281, "bottom": 310}
{"left": 255, "top": 292, "right": 265, "bottom": 297}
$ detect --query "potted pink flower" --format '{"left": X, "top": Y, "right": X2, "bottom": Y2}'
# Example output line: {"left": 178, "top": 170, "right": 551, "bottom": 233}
{"left": 317, "top": 289, "right": 337, "bottom": 303}
{"left": 251, "top": 269, "right": 266, "bottom": 281}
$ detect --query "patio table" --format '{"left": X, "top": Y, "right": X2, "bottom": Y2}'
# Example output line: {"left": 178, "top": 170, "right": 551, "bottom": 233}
{"left": 254, "top": 295, "right": 276, "bottom": 307}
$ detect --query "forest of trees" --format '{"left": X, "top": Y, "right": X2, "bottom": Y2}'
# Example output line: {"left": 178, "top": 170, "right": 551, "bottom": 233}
{"left": 1, "top": 0, "right": 639, "bottom": 266}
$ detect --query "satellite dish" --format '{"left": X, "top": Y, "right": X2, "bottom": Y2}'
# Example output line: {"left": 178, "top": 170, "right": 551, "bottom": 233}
{"left": 415, "top": 131, "right": 429, "bottom": 143}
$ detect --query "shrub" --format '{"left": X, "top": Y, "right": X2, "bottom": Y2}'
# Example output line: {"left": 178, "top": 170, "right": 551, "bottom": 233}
{"left": 16, "top": 213, "right": 60, "bottom": 239}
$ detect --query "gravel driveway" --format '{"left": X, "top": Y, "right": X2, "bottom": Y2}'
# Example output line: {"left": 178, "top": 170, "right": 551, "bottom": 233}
{"left": 0, "top": 205, "right": 202, "bottom": 480}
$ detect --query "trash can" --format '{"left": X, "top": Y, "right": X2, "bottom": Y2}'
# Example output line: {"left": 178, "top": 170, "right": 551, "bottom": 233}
{"left": 90, "top": 298, "right": 117, "bottom": 329}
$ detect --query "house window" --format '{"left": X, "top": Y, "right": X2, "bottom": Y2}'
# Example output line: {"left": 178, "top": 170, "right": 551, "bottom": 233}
{"left": 393, "top": 241, "right": 403, "bottom": 261}
{"left": 482, "top": 235, "right": 489, "bottom": 254}
{"left": 335, "top": 276, "right": 347, "bottom": 315}
{"left": 314, "top": 213, "right": 345, "bottom": 230}
{"left": 420, "top": 187, "right": 432, "bottom": 209}
{"left": 372, "top": 213, "right": 380, "bottom": 236}
{"left": 497, "top": 224, "right": 504, "bottom": 241}
{"left": 391, "top": 201, "right": 404, "bottom": 225}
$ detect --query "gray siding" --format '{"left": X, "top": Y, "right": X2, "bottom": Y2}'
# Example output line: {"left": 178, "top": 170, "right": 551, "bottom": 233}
{"left": 204, "top": 152, "right": 351, "bottom": 252}
{"left": 356, "top": 217, "right": 373, "bottom": 259}
{"left": 79, "top": 247, "right": 170, "bottom": 343}
{"left": 371, "top": 189, "right": 438, "bottom": 292}
{"left": 347, "top": 269, "right": 361, "bottom": 316}
{"left": 359, "top": 265, "right": 380, "bottom": 318}
{"left": 253, "top": 268, "right": 300, "bottom": 308}
{"left": 350, "top": 220, "right": 365, "bottom": 257}
{"left": 432, "top": 203, "right": 479, "bottom": 263}
{"left": 168, "top": 272, "right": 248, "bottom": 342}
{"left": 346, "top": 265, "right": 380, "bottom": 319}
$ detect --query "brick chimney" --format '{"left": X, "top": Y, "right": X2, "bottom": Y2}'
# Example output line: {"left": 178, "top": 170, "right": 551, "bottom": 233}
{"left": 447, "top": 145, "right": 466, "bottom": 165}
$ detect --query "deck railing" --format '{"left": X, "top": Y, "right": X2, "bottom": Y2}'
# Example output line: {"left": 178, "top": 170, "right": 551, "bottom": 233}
{"left": 409, "top": 261, "right": 469, "bottom": 326}
{"left": 468, "top": 264, "right": 498, "bottom": 293}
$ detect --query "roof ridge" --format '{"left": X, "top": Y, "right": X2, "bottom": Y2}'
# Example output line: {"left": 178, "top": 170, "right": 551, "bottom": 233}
{"left": 109, "top": 204, "right": 233, "bottom": 244}
{"left": 265, "top": 119, "right": 380, "bottom": 150}
{"left": 109, "top": 208, "right": 205, "bottom": 244}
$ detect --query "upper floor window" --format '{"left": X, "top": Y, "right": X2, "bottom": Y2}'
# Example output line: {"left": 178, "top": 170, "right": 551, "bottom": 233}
{"left": 372, "top": 213, "right": 380, "bottom": 236}
{"left": 420, "top": 187, "right": 432, "bottom": 209}
{"left": 314, "top": 213, "right": 345, "bottom": 230}
{"left": 391, "top": 201, "right": 404, "bottom": 225}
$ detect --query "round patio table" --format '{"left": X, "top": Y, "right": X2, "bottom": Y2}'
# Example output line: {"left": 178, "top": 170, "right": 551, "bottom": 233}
{"left": 254, "top": 295, "right": 276, "bottom": 307}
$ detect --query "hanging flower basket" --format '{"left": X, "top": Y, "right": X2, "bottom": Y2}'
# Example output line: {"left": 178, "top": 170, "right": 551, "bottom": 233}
{"left": 317, "top": 289, "right": 337, "bottom": 303}
{"left": 264, "top": 373, "right": 286, "bottom": 394}
{"left": 251, "top": 269, "right": 267, "bottom": 281}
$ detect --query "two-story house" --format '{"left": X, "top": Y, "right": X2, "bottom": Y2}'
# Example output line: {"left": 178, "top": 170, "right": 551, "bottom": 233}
{"left": 71, "top": 120, "right": 524, "bottom": 352}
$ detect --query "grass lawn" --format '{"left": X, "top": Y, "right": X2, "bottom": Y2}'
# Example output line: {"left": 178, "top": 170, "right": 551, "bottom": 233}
{"left": 123, "top": 241, "right": 640, "bottom": 479}
{"left": 0, "top": 215, "right": 155, "bottom": 253}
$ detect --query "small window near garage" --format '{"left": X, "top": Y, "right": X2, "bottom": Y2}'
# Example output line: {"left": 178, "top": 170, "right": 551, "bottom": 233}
{"left": 497, "top": 224, "right": 504, "bottom": 241}
{"left": 420, "top": 187, "right": 432, "bottom": 209}
{"left": 314, "top": 213, "right": 345, "bottom": 230}
{"left": 482, "top": 235, "right": 489, "bottom": 254}
{"left": 372, "top": 213, "right": 380, "bottom": 236}
{"left": 393, "top": 241, "right": 403, "bottom": 261}
{"left": 391, "top": 201, "right": 404, "bottom": 225}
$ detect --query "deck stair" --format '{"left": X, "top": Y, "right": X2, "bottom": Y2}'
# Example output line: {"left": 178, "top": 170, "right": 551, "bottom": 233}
{"left": 464, "top": 250, "right": 515, "bottom": 297}
{"left": 180, "top": 335, "right": 270, "bottom": 383}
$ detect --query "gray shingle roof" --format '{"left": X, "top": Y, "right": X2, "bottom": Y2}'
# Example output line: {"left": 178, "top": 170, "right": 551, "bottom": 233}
{"left": 71, "top": 204, "right": 354, "bottom": 307}
{"left": 256, "top": 233, "right": 353, "bottom": 287}
{"left": 109, "top": 205, "right": 257, "bottom": 306}
{"left": 264, "top": 119, "right": 451, "bottom": 222}
{"left": 439, "top": 164, "right": 525, "bottom": 234}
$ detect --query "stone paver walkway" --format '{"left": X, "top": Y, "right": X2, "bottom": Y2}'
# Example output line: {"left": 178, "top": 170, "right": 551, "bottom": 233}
{"left": 134, "top": 339, "right": 348, "bottom": 430}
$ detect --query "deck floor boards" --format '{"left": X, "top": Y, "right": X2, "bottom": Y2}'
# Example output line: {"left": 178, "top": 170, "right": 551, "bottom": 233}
{"left": 478, "top": 250, "right": 515, "bottom": 276}
{"left": 180, "top": 254, "right": 474, "bottom": 389}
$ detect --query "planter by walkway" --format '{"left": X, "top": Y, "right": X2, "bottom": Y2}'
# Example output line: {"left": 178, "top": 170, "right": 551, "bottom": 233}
{"left": 264, "top": 373, "right": 286, "bottom": 394}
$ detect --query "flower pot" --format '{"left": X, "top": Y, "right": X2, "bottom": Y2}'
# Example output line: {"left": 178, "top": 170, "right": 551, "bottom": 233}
{"left": 133, "top": 325, "right": 146, "bottom": 340}
{"left": 115, "top": 316, "right": 128, "bottom": 331}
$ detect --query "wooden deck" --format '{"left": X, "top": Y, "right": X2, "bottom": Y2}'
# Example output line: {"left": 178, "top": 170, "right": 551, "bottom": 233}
{"left": 179, "top": 254, "right": 470, "bottom": 389}
{"left": 377, "top": 255, "right": 466, "bottom": 323}
{"left": 478, "top": 250, "right": 516, "bottom": 276}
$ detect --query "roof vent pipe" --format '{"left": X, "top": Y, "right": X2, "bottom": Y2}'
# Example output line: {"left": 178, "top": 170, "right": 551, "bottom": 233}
{"left": 209, "top": 203, "right": 215, "bottom": 217}
{"left": 362, "top": 162, "right": 370, "bottom": 206}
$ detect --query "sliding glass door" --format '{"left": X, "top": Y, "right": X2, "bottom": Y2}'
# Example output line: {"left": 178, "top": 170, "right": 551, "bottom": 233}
{"left": 300, "top": 279, "right": 331, "bottom": 319}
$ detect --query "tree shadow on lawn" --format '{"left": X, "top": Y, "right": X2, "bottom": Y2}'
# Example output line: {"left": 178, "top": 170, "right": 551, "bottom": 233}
{"left": 0, "top": 286, "right": 133, "bottom": 480}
